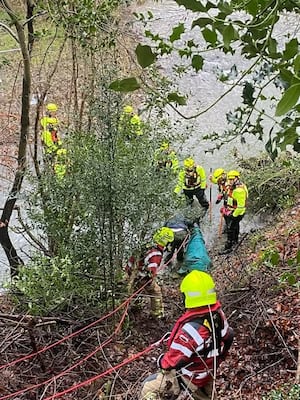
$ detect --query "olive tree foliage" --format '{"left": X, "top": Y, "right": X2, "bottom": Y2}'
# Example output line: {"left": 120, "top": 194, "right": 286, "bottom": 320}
{"left": 111, "top": 0, "right": 300, "bottom": 159}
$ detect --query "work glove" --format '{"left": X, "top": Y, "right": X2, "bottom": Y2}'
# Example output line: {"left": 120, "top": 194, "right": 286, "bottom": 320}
{"left": 216, "top": 193, "right": 223, "bottom": 204}
{"left": 220, "top": 207, "right": 232, "bottom": 217}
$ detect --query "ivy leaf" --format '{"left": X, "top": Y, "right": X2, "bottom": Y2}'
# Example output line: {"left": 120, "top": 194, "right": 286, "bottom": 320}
{"left": 175, "top": 0, "right": 206, "bottom": 12}
{"left": 223, "top": 24, "right": 235, "bottom": 49}
{"left": 202, "top": 27, "right": 217, "bottom": 46}
{"left": 283, "top": 38, "right": 299, "bottom": 60}
{"left": 167, "top": 92, "right": 187, "bottom": 105}
{"left": 109, "top": 77, "right": 141, "bottom": 92}
{"left": 170, "top": 23, "right": 185, "bottom": 43}
{"left": 135, "top": 44, "right": 157, "bottom": 68}
{"left": 246, "top": 0, "right": 259, "bottom": 16}
{"left": 192, "top": 17, "right": 212, "bottom": 29}
{"left": 275, "top": 83, "right": 300, "bottom": 116}
{"left": 294, "top": 54, "right": 300, "bottom": 74}
{"left": 191, "top": 54, "right": 203, "bottom": 72}
{"left": 277, "top": 127, "right": 297, "bottom": 150}
{"left": 242, "top": 82, "right": 255, "bottom": 106}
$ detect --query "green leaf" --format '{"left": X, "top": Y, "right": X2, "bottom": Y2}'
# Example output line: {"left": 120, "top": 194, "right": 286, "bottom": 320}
{"left": 175, "top": 0, "right": 206, "bottom": 12}
{"left": 170, "top": 23, "right": 185, "bottom": 43}
{"left": 135, "top": 44, "right": 157, "bottom": 68}
{"left": 192, "top": 17, "right": 212, "bottom": 29}
{"left": 246, "top": 0, "right": 259, "bottom": 16}
{"left": 202, "top": 27, "right": 217, "bottom": 45}
{"left": 223, "top": 24, "right": 235, "bottom": 49}
{"left": 277, "top": 127, "right": 297, "bottom": 150}
{"left": 242, "top": 82, "right": 255, "bottom": 106}
{"left": 109, "top": 77, "right": 141, "bottom": 92}
{"left": 275, "top": 83, "right": 300, "bottom": 116}
{"left": 267, "top": 38, "right": 278, "bottom": 57}
{"left": 294, "top": 54, "right": 300, "bottom": 74}
{"left": 283, "top": 38, "right": 299, "bottom": 61}
{"left": 270, "top": 251, "right": 280, "bottom": 266}
{"left": 167, "top": 92, "right": 187, "bottom": 105}
{"left": 191, "top": 54, "right": 203, "bottom": 72}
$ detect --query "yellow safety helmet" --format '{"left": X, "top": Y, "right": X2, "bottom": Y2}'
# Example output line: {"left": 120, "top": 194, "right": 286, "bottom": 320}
{"left": 123, "top": 105, "right": 134, "bottom": 114}
{"left": 153, "top": 227, "right": 175, "bottom": 247}
{"left": 212, "top": 168, "right": 226, "bottom": 184}
{"left": 184, "top": 157, "right": 195, "bottom": 169}
{"left": 160, "top": 140, "right": 169, "bottom": 150}
{"left": 46, "top": 103, "right": 58, "bottom": 112}
{"left": 227, "top": 170, "right": 240, "bottom": 180}
{"left": 180, "top": 270, "right": 217, "bottom": 308}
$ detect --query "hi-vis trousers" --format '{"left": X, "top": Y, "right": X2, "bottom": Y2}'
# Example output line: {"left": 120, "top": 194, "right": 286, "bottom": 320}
{"left": 140, "top": 370, "right": 216, "bottom": 400}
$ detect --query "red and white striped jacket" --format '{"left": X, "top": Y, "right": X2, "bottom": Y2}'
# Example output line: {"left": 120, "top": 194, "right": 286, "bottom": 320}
{"left": 125, "top": 244, "right": 164, "bottom": 278}
{"left": 159, "top": 301, "right": 233, "bottom": 387}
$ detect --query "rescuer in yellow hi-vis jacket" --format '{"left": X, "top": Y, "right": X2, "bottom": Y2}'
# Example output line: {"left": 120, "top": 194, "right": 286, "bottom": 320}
{"left": 154, "top": 140, "right": 179, "bottom": 175}
{"left": 119, "top": 105, "right": 143, "bottom": 139}
{"left": 174, "top": 157, "right": 209, "bottom": 210}
{"left": 40, "top": 103, "right": 62, "bottom": 159}
{"left": 219, "top": 170, "right": 248, "bottom": 254}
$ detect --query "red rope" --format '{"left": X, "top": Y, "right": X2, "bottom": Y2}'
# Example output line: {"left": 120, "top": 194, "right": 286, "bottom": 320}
{"left": 44, "top": 334, "right": 167, "bottom": 400}
{"left": 0, "top": 303, "right": 130, "bottom": 400}
{"left": 0, "top": 280, "right": 150, "bottom": 371}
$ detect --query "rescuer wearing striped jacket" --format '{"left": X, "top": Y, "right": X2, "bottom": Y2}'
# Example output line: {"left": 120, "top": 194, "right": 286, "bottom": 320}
{"left": 125, "top": 227, "right": 175, "bottom": 319}
{"left": 140, "top": 270, "right": 234, "bottom": 400}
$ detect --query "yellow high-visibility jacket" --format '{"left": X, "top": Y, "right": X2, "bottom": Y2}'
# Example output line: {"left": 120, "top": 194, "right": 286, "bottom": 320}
{"left": 40, "top": 116, "right": 62, "bottom": 153}
{"left": 174, "top": 165, "right": 207, "bottom": 194}
{"left": 119, "top": 112, "right": 143, "bottom": 138}
{"left": 227, "top": 182, "right": 248, "bottom": 217}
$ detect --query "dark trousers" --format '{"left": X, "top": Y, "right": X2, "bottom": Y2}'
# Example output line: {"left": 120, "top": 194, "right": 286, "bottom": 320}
{"left": 227, "top": 215, "right": 244, "bottom": 245}
{"left": 184, "top": 187, "right": 209, "bottom": 209}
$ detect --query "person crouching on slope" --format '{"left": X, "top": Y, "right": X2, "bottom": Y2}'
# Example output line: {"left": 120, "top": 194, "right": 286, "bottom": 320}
{"left": 140, "top": 270, "right": 234, "bottom": 400}
{"left": 124, "top": 227, "right": 175, "bottom": 319}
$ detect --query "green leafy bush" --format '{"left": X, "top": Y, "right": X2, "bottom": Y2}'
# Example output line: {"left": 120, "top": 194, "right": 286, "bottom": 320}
{"left": 12, "top": 256, "right": 107, "bottom": 315}
{"left": 236, "top": 152, "right": 300, "bottom": 214}
{"left": 263, "top": 384, "right": 300, "bottom": 400}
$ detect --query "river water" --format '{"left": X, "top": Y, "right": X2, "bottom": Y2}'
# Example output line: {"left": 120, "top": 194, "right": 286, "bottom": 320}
{"left": 133, "top": 0, "right": 283, "bottom": 243}
{"left": 0, "top": 1, "right": 298, "bottom": 285}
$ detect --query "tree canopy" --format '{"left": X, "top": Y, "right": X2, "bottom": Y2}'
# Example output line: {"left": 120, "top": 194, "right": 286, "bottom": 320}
{"left": 111, "top": 0, "right": 300, "bottom": 159}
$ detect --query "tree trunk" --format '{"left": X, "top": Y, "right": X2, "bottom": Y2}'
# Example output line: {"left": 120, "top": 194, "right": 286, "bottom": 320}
{"left": 0, "top": 0, "right": 33, "bottom": 278}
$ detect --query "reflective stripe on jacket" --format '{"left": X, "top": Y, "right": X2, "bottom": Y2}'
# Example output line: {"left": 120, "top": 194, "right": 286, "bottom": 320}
{"left": 125, "top": 244, "right": 164, "bottom": 277}
{"left": 160, "top": 301, "right": 232, "bottom": 387}
{"left": 175, "top": 165, "right": 207, "bottom": 193}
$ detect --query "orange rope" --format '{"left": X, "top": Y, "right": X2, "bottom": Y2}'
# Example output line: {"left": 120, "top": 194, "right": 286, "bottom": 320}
{"left": 218, "top": 215, "right": 223, "bottom": 238}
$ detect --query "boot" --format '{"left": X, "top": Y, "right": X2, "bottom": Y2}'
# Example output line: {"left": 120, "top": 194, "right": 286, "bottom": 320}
{"left": 218, "top": 241, "right": 233, "bottom": 255}
{"left": 150, "top": 297, "right": 164, "bottom": 319}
